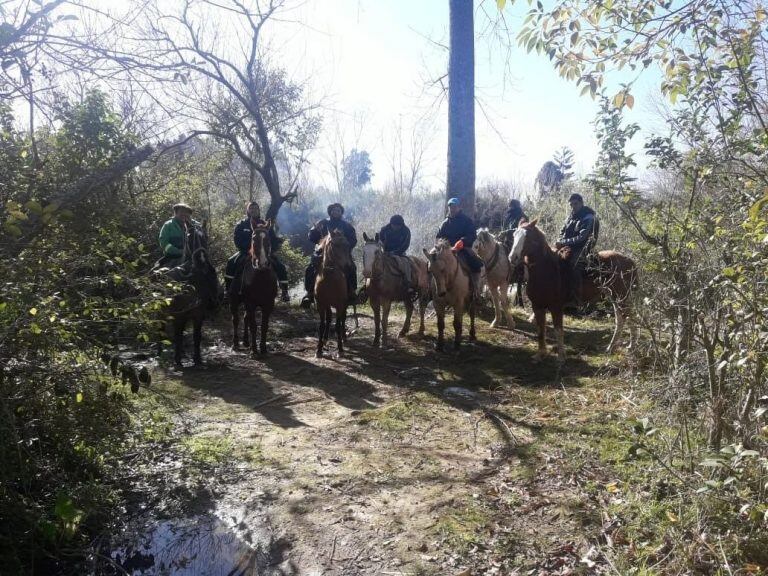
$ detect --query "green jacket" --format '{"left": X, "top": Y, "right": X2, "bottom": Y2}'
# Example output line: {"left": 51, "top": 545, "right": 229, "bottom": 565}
{"left": 158, "top": 218, "right": 186, "bottom": 257}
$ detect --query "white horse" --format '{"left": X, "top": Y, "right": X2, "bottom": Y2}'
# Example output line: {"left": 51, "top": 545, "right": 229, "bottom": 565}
{"left": 474, "top": 229, "right": 514, "bottom": 329}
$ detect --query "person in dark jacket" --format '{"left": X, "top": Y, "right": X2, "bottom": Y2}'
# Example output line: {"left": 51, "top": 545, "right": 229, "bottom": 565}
{"left": 503, "top": 199, "right": 528, "bottom": 231}
{"left": 301, "top": 203, "right": 358, "bottom": 308}
{"left": 225, "top": 201, "right": 290, "bottom": 301}
{"left": 555, "top": 193, "right": 599, "bottom": 303}
{"left": 379, "top": 214, "right": 410, "bottom": 256}
{"left": 436, "top": 197, "right": 483, "bottom": 301}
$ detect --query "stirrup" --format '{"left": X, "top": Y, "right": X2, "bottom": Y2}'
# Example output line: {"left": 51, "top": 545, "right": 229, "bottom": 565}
{"left": 300, "top": 294, "right": 314, "bottom": 309}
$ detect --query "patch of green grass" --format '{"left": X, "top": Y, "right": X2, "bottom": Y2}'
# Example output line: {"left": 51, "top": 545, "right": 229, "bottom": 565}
{"left": 181, "top": 435, "right": 233, "bottom": 465}
{"left": 355, "top": 392, "right": 435, "bottom": 433}
{"left": 434, "top": 500, "right": 490, "bottom": 552}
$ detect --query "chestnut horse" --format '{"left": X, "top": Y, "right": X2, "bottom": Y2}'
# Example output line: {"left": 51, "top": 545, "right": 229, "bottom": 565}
{"left": 361, "top": 232, "right": 430, "bottom": 347}
{"left": 475, "top": 229, "right": 515, "bottom": 329}
{"left": 315, "top": 229, "right": 353, "bottom": 358}
{"left": 422, "top": 240, "right": 476, "bottom": 351}
{"left": 229, "top": 222, "right": 278, "bottom": 355}
{"left": 508, "top": 219, "right": 637, "bottom": 361}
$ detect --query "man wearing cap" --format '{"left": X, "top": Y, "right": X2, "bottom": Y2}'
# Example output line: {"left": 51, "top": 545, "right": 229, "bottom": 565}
{"left": 436, "top": 197, "right": 484, "bottom": 301}
{"left": 225, "top": 201, "right": 291, "bottom": 302}
{"left": 157, "top": 203, "right": 196, "bottom": 269}
{"left": 555, "top": 193, "right": 600, "bottom": 303}
{"left": 301, "top": 203, "right": 358, "bottom": 308}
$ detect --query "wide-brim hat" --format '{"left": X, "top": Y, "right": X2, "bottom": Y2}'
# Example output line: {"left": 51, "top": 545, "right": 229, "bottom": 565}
{"left": 447, "top": 197, "right": 460, "bottom": 206}
{"left": 173, "top": 202, "right": 193, "bottom": 213}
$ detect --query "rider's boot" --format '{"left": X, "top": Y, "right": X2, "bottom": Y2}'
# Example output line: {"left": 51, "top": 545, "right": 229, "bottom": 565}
{"left": 300, "top": 292, "right": 314, "bottom": 309}
{"left": 280, "top": 281, "right": 290, "bottom": 303}
{"left": 471, "top": 272, "right": 482, "bottom": 303}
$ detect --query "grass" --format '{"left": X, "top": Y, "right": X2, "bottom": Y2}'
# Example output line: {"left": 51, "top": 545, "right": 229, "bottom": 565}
{"left": 181, "top": 435, "right": 233, "bottom": 465}
{"left": 355, "top": 392, "right": 435, "bottom": 433}
{"left": 434, "top": 499, "right": 491, "bottom": 553}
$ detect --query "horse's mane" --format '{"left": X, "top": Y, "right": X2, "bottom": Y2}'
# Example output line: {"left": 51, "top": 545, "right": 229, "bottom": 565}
{"left": 476, "top": 228, "right": 493, "bottom": 243}
{"left": 435, "top": 238, "right": 452, "bottom": 251}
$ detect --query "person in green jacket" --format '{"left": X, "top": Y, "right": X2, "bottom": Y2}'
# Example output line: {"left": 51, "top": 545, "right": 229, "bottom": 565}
{"left": 157, "top": 203, "right": 195, "bottom": 269}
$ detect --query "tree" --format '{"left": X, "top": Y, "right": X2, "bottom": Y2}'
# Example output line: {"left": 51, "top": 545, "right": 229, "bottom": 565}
{"left": 553, "top": 146, "right": 574, "bottom": 180}
{"left": 342, "top": 149, "right": 372, "bottom": 190}
{"left": 447, "top": 0, "right": 475, "bottom": 218}
{"left": 135, "top": 0, "right": 320, "bottom": 220}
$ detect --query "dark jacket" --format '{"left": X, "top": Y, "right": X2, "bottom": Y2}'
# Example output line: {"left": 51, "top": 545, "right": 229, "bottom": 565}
{"left": 559, "top": 206, "right": 598, "bottom": 250}
{"left": 503, "top": 207, "right": 528, "bottom": 230}
{"left": 436, "top": 211, "right": 477, "bottom": 247}
{"left": 234, "top": 218, "right": 280, "bottom": 254}
{"left": 308, "top": 217, "right": 357, "bottom": 249}
{"left": 379, "top": 223, "right": 410, "bottom": 256}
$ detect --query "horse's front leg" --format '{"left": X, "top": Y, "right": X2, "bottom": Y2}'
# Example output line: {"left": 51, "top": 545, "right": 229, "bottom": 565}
{"left": 242, "top": 309, "right": 250, "bottom": 348}
{"left": 399, "top": 298, "right": 413, "bottom": 338}
{"left": 500, "top": 282, "right": 514, "bottom": 328}
{"left": 533, "top": 307, "right": 547, "bottom": 362}
{"left": 260, "top": 306, "right": 271, "bottom": 355}
{"left": 435, "top": 303, "right": 446, "bottom": 351}
{"left": 247, "top": 307, "right": 259, "bottom": 356}
{"left": 230, "top": 298, "right": 240, "bottom": 350}
{"left": 372, "top": 298, "right": 381, "bottom": 347}
{"left": 469, "top": 301, "right": 477, "bottom": 341}
{"left": 552, "top": 309, "right": 565, "bottom": 363}
{"left": 417, "top": 293, "right": 427, "bottom": 336}
{"left": 192, "top": 315, "right": 203, "bottom": 366}
{"left": 453, "top": 303, "right": 464, "bottom": 350}
{"left": 381, "top": 299, "right": 392, "bottom": 347}
{"left": 336, "top": 308, "right": 346, "bottom": 357}
{"left": 489, "top": 283, "right": 502, "bottom": 328}
{"left": 316, "top": 308, "right": 327, "bottom": 358}
{"left": 173, "top": 318, "right": 185, "bottom": 368}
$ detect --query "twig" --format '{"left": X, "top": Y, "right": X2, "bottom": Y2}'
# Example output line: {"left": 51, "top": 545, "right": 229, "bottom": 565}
{"left": 483, "top": 408, "right": 519, "bottom": 446}
{"left": 253, "top": 393, "right": 290, "bottom": 409}
{"left": 330, "top": 535, "right": 337, "bottom": 563}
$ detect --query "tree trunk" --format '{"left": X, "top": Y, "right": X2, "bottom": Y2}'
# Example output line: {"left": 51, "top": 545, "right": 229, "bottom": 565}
{"left": 447, "top": 0, "right": 475, "bottom": 219}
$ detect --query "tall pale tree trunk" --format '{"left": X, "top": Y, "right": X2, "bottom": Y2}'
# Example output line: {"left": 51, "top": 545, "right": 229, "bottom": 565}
{"left": 447, "top": 0, "right": 475, "bottom": 218}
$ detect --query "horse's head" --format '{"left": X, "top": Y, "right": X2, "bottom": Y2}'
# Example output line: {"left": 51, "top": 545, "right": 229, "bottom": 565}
{"left": 474, "top": 228, "right": 495, "bottom": 258}
{"left": 508, "top": 218, "right": 545, "bottom": 266}
{"left": 361, "top": 232, "right": 382, "bottom": 278}
{"left": 323, "top": 229, "right": 352, "bottom": 269}
{"left": 190, "top": 248, "right": 221, "bottom": 310}
{"left": 422, "top": 239, "right": 454, "bottom": 298}
{"left": 249, "top": 220, "right": 273, "bottom": 270}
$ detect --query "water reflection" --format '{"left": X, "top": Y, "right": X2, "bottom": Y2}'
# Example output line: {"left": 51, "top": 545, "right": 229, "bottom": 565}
{"left": 113, "top": 514, "right": 272, "bottom": 576}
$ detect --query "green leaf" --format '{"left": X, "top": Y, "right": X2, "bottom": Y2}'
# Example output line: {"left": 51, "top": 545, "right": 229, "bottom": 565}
{"left": 496, "top": 0, "right": 507, "bottom": 9}
{"left": 29, "top": 307, "right": 37, "bottom": 316}
{"left": 76, "top": 392, "right": 83, "bottom": 403}
{"left": 29, "top": 323, "right": 42, "bottom": 335}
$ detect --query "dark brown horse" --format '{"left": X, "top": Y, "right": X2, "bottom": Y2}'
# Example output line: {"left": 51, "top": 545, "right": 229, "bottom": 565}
{"left": 508, "top": 219, "right": 637, "bottom": 362}
{"left": 315, "top": 229, "right": 353, "bottom": 358}
{"left": 229, "top": 222, "right": 278, "bottom": 355}
{"left": 160, "top": 223, "right": 221, "bottom": 368}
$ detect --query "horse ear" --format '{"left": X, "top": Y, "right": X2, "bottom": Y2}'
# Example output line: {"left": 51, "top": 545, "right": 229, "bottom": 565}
{"left": 422, "top": 248, "right": 430, "bottom": 259}
{"left": 363, "top": 232, "right": 370, "bottom": 242}
{"left": 528, "top": 218, "right": 539, "bottom": 227}
{"left": 375, "top": 232, "right": 380, "bottom": 243}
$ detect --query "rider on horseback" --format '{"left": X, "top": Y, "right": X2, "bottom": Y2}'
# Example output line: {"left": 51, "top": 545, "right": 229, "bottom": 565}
{"left": 503, "top": 199, "right": 528, "bottom": 232}
{"left": 300, "top": 203, "right": 358, "bottom": 308}
{"left": 225, "top": 201, "right": 290, "bottom": 302}
{"left": 436, "top": 197, "right": 483, "bottom": 301}
{"left": 555, "top": 193, "right": 600, "bottom": 304}
{"left": 379, "top": 214, "right": 416, "bottom": 297}
{"left": 157, "top": 203, "right": 201, "bottom": 269}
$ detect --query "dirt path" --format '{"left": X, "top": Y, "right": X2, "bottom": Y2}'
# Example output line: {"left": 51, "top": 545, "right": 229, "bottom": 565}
{"left": 147, "top": 304, "right": 635, "bottom": 575}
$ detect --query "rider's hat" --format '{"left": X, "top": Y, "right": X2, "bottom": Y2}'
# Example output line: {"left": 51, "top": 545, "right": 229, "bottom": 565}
{"left": 327, "top": 203, "right": 344, "bottom": 216}
{"left": 508, "top": 198, "right": 522, "bottom": 208}
{"left": 447, "top": 197, "right": 460, "bottom": 206}
{"left": 389, "top": 214, "right": 405, "bottom": 226}
{"left": 568, "top": 193, "right": 583, "bottom": 203}
{"left": 173, "top": 202, "right": 193, "bottom": 214}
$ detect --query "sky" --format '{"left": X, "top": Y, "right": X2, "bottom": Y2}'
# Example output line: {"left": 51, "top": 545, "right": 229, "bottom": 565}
{"left": 261, "top": 0, "right": 664, "bottom": 193}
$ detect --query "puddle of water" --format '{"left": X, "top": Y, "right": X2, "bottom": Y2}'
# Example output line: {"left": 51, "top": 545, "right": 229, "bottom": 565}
{"left": 111, "top": 514, "right": 278, "bottom": 576}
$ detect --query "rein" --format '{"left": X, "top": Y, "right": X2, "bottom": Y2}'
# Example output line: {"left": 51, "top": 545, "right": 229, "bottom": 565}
{"left": 485, "top": 243, "right": 501, "bottom": 273}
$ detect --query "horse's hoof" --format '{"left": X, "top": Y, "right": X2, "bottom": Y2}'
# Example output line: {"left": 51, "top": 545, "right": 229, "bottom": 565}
{"left": 173, "top": 362, "right": 183, "bottom": 371}
{"left": 397, "top": 329, "right": 407, "bottom": 338}
{"left": 372, "top": 338, "right": 380, "bottom": 347}
{"left": 260, "top": 345, "right": 268, "bottom": 355}
{"left": 469, "top": 333, "right": 477, "bottom": 342}
{"left": 315, "top": 350, "right": 323, "bottom": 358}
{"left": 435, "top": 342, "right": 444, "bottom": 352}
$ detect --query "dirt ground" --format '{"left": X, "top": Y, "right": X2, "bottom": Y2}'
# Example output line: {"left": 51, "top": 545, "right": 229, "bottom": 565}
{"left": 149, "top": 302, "right": 637, "bottom": 575}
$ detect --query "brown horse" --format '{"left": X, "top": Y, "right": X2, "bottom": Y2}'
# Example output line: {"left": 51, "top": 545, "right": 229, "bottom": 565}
{"left": 361, "top": 232, "right": 430, "bottom": 347}
{"left": 497, "top": 228, "right": 526, "bottom": 308}
{"left": 508, "top": 219, "right": 637, "bottom": 361}
{"left": 315, "top": 229, "right": 353, "bottom": 358}
{"left": 229, "top": 222, "right": 278, "bottom": 355}
{"left": 475, "top": 229, "right": 515, "bottom": 329}
{"left": 422, "top": 240, "right": 476, "bottom": 351}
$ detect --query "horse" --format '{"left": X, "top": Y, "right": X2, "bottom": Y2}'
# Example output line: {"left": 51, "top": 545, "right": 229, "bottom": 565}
{"left": 229, "top": 221, "right": 278, "bottom": 355}
{"left": 496, "top": 228, "right": 526, "bottom": 308}
{"left": 361, "top": 232, "right": 430, "bottom": 347}
{"left": 315, "top": 229, "right": 353, "bottom": 358}
{"left": 159, "top": 223, "right": 221, "bottom": 368}
{"left": 474, "top": 229, "right": 515, "bottom": 329}
{"left": 422, "top": 239, "right": 476, "bottom": 351}
{"left": 507, "top": 219, "right": 638, "bottom": 362}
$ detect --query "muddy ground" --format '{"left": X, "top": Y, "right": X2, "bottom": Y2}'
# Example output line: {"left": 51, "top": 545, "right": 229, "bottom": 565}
{"left": 119, "top": 302, "right": 640, "bottom": 575}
